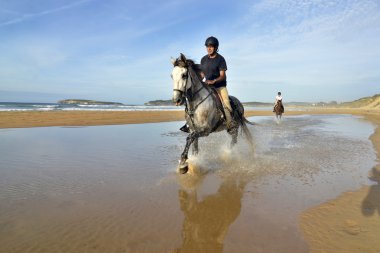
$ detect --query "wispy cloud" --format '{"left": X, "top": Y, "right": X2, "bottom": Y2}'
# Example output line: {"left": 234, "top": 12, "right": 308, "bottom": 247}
{"left": 0, "top": 0, "right": 92, "bottom": 27}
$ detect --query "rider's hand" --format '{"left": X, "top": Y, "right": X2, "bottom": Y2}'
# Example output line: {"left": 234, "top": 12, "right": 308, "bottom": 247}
{"left": 206, "top": 80, "right": 216, "bottom": 85}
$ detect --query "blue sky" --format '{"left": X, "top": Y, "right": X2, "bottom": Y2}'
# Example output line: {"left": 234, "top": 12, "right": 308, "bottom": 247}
{"left": 0, "top": 0, "right": 379, "bottom": 104}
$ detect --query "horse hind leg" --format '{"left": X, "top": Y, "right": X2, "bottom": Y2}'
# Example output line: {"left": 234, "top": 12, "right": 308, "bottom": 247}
{"left": 229, "top": 126, "right": 238, "bottom": 149}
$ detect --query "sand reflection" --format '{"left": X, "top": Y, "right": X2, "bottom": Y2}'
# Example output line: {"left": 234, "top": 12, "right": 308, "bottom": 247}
{"left": 362, "top": 167, "right": 380, "bottom": 216}
{"left": 174, "top": 167, "right": 249, "bottom": 253}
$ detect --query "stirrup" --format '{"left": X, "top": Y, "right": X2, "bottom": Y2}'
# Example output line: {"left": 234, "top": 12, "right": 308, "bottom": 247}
{"left": 180, "top": 124, "right": 190, "bottom": 133}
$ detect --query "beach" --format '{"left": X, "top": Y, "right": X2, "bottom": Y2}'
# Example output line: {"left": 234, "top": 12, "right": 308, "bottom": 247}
{"left": 0, "top": 110, "right": 186, "bottom": 128}
{"left": 0, "top": 108, "right": 379, "bottom": 253}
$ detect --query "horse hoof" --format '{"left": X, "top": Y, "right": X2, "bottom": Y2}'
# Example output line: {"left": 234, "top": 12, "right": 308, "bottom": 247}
{"left": 179, "top": 165, "right": 189, "bottom": 174}
{"left": 178, "top": 161, "right": 189, "bottom": 174}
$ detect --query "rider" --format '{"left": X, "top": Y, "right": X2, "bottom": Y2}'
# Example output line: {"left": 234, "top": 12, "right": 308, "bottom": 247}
{"left": 273, "top": 92, "right": 283, "bottom": 112}
{"left": 180, "top": 36, "right": 235, "bottom": 133}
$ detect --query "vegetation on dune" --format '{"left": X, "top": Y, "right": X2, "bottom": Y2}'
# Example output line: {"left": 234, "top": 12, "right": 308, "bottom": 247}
{"left": 340, "top": 94, "right": 380, "bottom": 108}
{"left": 144, "top": 100, "right": 173, "bottom": 106}
{"left": 242, "top": 102, "right": 273, "bottom": 107}
{"left": 58, "top": 99, "right": 124, "bottom": 105}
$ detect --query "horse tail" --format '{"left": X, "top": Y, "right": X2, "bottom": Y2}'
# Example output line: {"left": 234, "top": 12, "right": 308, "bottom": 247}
{"left": 240, "top": 117, "right": 255, "bottom": 151}
{"left": 243, "top": 117, "right": 255, "bottom": 125}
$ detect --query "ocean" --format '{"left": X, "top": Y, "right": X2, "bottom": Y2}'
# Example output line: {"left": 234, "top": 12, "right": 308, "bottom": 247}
{"left": 0, "top": 102, "right": 182, "bottom": 111}
{"left": 0, "top": 102, "right": 273, "bottom": 112}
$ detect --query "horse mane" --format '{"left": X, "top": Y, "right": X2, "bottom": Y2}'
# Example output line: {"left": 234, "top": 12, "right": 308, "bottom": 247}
{"left": 174, "top": 58, "right": 203, "bottom": 82}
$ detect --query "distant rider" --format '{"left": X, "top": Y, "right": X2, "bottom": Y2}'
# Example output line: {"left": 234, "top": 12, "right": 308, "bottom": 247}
{"left": 273, "top": 92, "right": 284, "bottom": 112}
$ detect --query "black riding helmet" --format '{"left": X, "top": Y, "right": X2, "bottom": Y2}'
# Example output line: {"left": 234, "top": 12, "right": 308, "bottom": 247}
{"left": 278, "top": 92, "right": 281, "bottom": 95}
{"left": 205, "top": 36, "right": 219, "bottom": 49}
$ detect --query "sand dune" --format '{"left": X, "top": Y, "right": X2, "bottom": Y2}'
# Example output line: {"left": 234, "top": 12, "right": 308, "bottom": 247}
{"left": 363, "top": 96, "right": 380, "bottom": 109}
{"left": 341, "top": 94, "right": 380, "bottom": 109}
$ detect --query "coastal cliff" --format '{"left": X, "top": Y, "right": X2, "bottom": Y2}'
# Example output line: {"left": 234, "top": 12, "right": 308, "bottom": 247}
{"left": 144, "top": 100, "right": 172, "bottom": 106}
{"left": 58, "top": 99, "right": 124, "bottom": 105}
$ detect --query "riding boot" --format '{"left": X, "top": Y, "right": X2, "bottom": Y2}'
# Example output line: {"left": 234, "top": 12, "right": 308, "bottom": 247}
{"left": 180, "top": 124, "right": 190, "bottom": 133}
{"left": 224, "top": 108, "right": 236, "bottom": 132}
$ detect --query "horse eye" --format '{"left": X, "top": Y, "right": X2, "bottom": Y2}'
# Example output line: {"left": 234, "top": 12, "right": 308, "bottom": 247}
{"left": 182, "top": 73, "right": 188, "bottom": 79}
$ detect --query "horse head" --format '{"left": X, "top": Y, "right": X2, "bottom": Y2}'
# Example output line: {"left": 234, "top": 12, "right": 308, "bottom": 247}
{"left": 171, "top": 53, "right": 194, "bottom": 106}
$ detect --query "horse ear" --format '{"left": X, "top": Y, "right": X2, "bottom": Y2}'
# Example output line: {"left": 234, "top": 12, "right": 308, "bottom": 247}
{"left": 170, "top": 57, "right": 176, "bottom": 65}
{"left": 180, "top": 53, "right": 187, "bottom": 62}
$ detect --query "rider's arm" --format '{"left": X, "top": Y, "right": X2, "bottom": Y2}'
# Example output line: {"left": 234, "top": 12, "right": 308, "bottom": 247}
{"left": 208, "top": 70, "right": 226, "bottom": 85}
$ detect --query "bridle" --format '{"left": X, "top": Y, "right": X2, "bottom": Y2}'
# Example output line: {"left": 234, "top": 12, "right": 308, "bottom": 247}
{"left": 173, "top": 64, "right": 212, "bottom": 116}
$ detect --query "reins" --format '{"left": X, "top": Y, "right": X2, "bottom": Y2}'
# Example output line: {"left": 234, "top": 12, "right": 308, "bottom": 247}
{"left": 183, "top": 65, "right": 212, "bottom": 116}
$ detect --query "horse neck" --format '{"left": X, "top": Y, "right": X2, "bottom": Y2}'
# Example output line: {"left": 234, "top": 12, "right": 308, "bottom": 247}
{"left": 187, "top": 67, "right": 212, "bottom": 103}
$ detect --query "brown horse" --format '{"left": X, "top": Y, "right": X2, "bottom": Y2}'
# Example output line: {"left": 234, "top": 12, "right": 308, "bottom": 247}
{"left": 274, "top": 100, "right": 284, "bottom": 121}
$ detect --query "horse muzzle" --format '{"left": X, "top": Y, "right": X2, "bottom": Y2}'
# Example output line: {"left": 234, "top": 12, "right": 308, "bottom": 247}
{"left": 174, "top": 97, "right": 185, "bottom": 106}
{"left": 173, "top": 90, "right": 185, "bottom": 106}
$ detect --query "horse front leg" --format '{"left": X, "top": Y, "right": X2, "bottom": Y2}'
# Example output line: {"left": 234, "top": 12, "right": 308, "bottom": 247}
{"left": 179, "top": 132, "right": 198, "bottom": 174}
{"left": 276, "top": 113, "right": 280, "bottom": 123}
{"left": 192, "top": 138, "right": 199, "bottom": 155}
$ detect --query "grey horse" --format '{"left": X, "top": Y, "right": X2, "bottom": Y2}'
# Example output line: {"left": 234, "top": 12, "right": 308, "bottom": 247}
{"left": 171, "top": 54, "right": 254, "bottom": 174}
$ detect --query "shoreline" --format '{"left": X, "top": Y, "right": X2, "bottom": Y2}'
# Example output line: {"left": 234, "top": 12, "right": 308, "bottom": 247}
{"left": 0, "top": 108, "right": 379, "bottom": 129}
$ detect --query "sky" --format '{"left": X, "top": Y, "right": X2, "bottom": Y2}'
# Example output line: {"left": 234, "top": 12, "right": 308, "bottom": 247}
{"left": 0, "top": 0, "right": 379, "bottom": 104}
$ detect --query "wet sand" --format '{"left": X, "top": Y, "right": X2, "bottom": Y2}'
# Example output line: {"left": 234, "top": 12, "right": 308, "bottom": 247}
{"left": 0, "top": 108, "right": 378, "bottom": 128}
{"left": 0, "top": 110, "right": 379, "bottom": 252}
{"left": 0, "top": 110, "right": 185, "bottom": 128}
{"left": 300, "top": 113, "right": 380, "bottom": 253}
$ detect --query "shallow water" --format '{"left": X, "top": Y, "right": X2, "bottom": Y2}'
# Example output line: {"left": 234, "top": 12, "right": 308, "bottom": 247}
{"left": 0, "top": 115, "right": 376, "bottom": 253}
